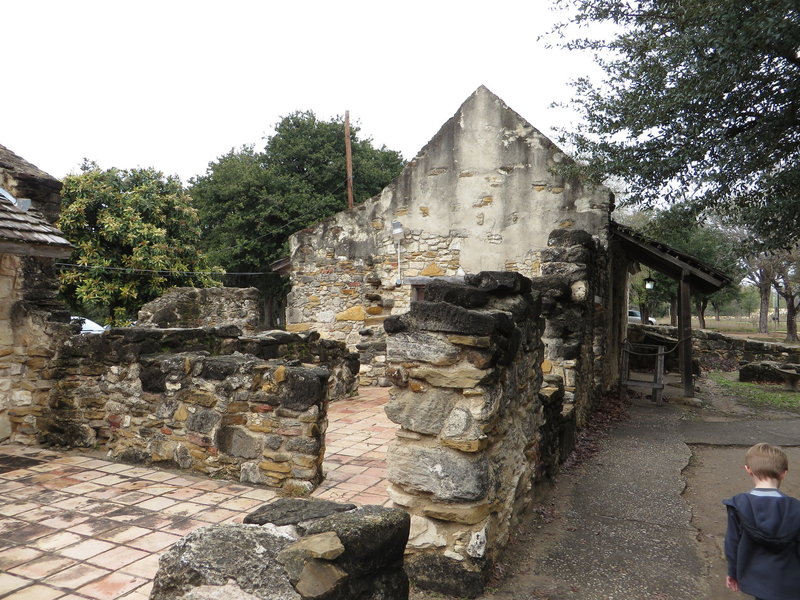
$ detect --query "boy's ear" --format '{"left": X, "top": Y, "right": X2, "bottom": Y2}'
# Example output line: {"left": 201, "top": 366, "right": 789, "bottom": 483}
{"left": 778, "top": 469, "right": 788, "bottom": 481}
{"left": 745, "top": 465, "right": 753, "bottom": 476}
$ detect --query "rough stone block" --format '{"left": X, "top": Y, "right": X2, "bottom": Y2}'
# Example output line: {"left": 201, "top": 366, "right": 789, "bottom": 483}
{"left": 423, "top": 280, "right": 490, "bottom": 308}
{"left": 384, "top": 388, "right": 460, "bottom": 435}
{"left": 464, "top": 271, "right": 532, "bottom": 295}
{"left": 300, "top": 505, "right": 410, "bottom": 577}
{"left": 408, "top": 365, "right": 490, "bottom": 389}
{"left": 404, "top": 552, "right": 487, "bottom": 599}
{"left": 388, "top": 443, "right": 490, "bottom": 502}
{"left": 186, "top": 409, "right": 221, "bottom": 434}
{"left": 335, "top": 305, "right": 366, "bottom": 321}
{"left": 278, "top": 368, "right": 325, "bottom": 412}
{"left": 216, "top": 426, "right": 262, "bottom": 459}
{"left": 244, "top": 498, "right": 356, "bottom": 526}
{"left": 387, "top": 331, "right": 460, "bottom": 366}
{"left": 150, "top": 524, "right": 299, "bottom": 600}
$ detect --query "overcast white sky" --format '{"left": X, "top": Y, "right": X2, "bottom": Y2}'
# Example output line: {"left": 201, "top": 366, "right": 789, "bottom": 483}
{"left": 5, "top": 1, "right": 602, "bottom": 185}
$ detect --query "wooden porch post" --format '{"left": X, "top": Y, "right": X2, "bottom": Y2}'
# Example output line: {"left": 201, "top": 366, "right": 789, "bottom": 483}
{"left": 678, "top": 271, "right": 694, "bottom": 397}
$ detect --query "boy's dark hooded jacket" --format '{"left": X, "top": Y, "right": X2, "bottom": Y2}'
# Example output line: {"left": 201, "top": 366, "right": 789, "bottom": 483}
{"left": 724, "top": 490, "right": 800, "bottom": 600}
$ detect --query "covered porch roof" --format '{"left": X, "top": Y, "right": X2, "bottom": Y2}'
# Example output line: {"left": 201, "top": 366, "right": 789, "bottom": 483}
{"left": 609, "top": 221, "right": 731, "bottom": 294}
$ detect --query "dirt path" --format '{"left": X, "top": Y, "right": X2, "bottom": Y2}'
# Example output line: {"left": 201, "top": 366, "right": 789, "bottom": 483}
{"left": 410, "top": 374, "right": 800, "bottom": 599}
{"left": 682, "top": 376, "right": 800, "bottom": 600}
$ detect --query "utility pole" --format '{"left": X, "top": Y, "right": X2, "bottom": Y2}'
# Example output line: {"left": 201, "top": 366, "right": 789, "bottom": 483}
{"left": 344, "top": 110, "right": 354, "bottom": 209}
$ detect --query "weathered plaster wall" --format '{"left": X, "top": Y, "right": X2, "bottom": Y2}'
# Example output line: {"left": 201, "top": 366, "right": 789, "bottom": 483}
{"left": 286, "top": 87, "right": 613, "bottom": 386}
{"left": 382, "top": 272, "right": 568, "bottom": 598}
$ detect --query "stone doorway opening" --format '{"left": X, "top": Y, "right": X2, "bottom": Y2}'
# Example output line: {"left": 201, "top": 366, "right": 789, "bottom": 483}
{"left": 312, "top": 387, "right": 394, "bottom": 506}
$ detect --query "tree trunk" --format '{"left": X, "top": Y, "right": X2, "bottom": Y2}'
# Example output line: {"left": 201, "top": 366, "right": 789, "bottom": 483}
{"left": 786, "top": 296, "right": 798, "bottom": 343}
{"left": 695, "top": 298, "right": 708, "bottom": 329}
{"left": 640, "top": 301, "right": 650, "bottom": 327}
{"left": 758, "top": 284, "right": 771, "bottom": 333}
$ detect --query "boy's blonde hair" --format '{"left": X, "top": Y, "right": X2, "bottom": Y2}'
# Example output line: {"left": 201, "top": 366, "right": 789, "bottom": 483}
{"left": 745, "top": 442, "right": 788, "bottom": 480}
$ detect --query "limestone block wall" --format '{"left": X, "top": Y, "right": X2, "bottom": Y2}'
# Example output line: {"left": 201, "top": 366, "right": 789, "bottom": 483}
{"left": 31, "top": 327, "right": 355, "bottom": 494}
{"left": 285, "top": 87, "right": 613, "bottom": 385}
{"left": 1, "top": 254, "right": 72, "bottom": 443}
{"left": 382, "top": 272, "right": 564, "bottom": 598}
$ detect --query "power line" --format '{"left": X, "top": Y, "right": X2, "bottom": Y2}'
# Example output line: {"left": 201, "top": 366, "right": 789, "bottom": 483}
{"left": 55, "top": 263, "right": 268, "bottom": 276}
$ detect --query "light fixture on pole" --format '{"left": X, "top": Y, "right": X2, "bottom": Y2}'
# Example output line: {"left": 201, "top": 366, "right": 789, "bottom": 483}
{"left": 391, "top": 221, "right": 404, "bottom": 286}
{"left": 644, "top": 274, "right": 655, "bottom": 290}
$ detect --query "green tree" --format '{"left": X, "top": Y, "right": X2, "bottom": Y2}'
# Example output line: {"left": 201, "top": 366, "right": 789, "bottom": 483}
{"left": 190, "top": 111, "right": 405, "bottom": 309}
{"left": 552, "top": 0, "right": 800, "bottom": 249}
{"left": 772, "top": 248, "right": 800, "bottom": 342}
{"left": 58, "top": 162, "right": 222, "bottom": 324}
{"left": 636, "top": 208, "right": 744, "bottom": 328}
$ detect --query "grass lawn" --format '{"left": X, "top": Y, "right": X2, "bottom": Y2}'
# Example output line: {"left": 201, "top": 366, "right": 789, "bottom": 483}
{"left": 709, "top": 371, "right": 800, "bottom": 410}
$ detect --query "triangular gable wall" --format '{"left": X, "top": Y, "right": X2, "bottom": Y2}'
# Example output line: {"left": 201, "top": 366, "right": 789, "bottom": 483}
{"left": 291, "top": 85, "right": 611, "bottom": 276}
{"left": 286, "top": 86, "right": 613, "bottom": 356}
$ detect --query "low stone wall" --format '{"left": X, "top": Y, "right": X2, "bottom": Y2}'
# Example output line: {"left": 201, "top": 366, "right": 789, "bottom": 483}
{"left": 629, "top": 324, "right": 800, "bottom": 368}
{"left": 382, "top": 272, "right": 564, "bottom": 597}
{"left": 31, "top": 327, "right": 356, "bottom": 494}
{"left": 152, "top": 498, "right": 410, "bottom": 600}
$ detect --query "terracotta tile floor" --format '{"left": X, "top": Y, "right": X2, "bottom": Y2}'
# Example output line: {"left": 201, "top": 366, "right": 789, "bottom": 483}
{"left": 0, "top": 387, "right": 394, "bottom": 599}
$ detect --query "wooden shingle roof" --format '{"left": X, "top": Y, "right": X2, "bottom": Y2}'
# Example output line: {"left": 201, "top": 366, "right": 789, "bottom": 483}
{"left": 0, "top": 194, "right": 72, "bottom": 258}
{"left": 0, "top": 143, "right": 61, "bottom": 190}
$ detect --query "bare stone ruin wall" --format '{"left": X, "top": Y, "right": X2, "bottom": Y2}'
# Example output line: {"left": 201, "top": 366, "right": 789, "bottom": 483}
{"left": 137, "top": 286, "right": 262, "bottom": 332}
{"left": 381, "top": 272, "right": 566, "bottom": 597}
{"left": 287, "top": 229, "right": 467, "bottom": 388}
{"left": 629, "top": 324, "right": 800, "bottom": 367}
{"left": 539, "top": 229, "right": 614, "bottom": 429}
{"left": 29, "top": 327, "right": 356, "bottom": 495}
{"left": 1, "top": 254, "right": 72, "bottom": 443}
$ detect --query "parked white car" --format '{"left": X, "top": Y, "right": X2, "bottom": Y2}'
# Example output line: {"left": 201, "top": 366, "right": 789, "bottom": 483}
{"left": 628, "top": 309, "right": 657, "bottom": 325}
{"left": 70, "top": 316, "right": 107, "bottom": 334}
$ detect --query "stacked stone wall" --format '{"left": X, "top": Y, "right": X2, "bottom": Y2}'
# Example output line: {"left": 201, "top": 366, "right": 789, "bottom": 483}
{"left": 1, "top": 254, "right": 72, "bottom": 443}
{"left": 381, "top": 272, "right": 565, "bottom": 597}
{"left": 29, "top": 327, "right": 356, "bottom": 494}
{"left": 536, "top": 229, "right": 608, "bottom": 429}
{"left": 137, "top": 287, "right": 262, "bottom": 332}
{"left": 629, "top": 324, "right": 800, "bottom": 368}
{"left": 287, "top": 229, "right": 467, "bottom": 387}
{"left": 285, "top": 87, "right": 614, "bottom": 387}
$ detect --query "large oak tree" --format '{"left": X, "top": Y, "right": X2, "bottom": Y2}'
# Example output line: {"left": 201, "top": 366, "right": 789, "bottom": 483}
{"left": 553, "top": 0, "right": 800, "bottom": 249}
{"left": 190, "top": 111, "right": 405, "bottom": 303}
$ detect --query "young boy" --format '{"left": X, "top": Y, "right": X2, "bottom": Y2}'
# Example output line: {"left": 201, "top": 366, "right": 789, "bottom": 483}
{"left": 723, "top": 443, "right": 800, "bottom": 600}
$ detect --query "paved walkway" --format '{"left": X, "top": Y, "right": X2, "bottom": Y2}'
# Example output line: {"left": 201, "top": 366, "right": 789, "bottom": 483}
{"left": 0, "top": 388, "right": 394, "bottom": 600}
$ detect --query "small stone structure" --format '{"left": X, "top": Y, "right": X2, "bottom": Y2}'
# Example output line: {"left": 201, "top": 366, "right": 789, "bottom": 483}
{"left": 137, "top": 287, "right": 262, "bottom": 332}
{"left": 151, "top": 498, "right": 410, "bottom": 600}
{"left": 0, "top": 145, "right": 73, "bottom": 443}
{"left": 32, "top": 325, "right": 357, "bottom": 494}
{"left": 382, "top": 272, "right": 567, "bottom": 597}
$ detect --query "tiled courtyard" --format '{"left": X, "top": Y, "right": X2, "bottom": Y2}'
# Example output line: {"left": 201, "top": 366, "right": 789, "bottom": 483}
{"left": 0, "top": 388, "right": 393, "bottom": 599}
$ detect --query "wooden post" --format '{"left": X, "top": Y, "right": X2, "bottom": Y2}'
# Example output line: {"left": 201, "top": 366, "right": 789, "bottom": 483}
{"left": 678, "top": 272, "right": 694, "bottom": 397}
{"left": 344, "top": 110, "right": 354, "bottom": 209}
